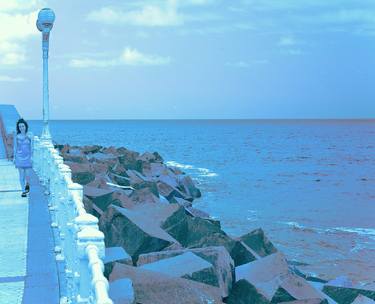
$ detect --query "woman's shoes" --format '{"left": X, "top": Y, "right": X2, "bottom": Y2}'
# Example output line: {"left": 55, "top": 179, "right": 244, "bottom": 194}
{"left": 25, "top": 183, "right": 30, "bottom": 194}
{"left": 21, "top": 192, "right": 27, "bottom": 197}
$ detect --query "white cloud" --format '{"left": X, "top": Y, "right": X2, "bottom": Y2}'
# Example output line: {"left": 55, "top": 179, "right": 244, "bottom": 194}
{"left": 279, "top": 35, "right": 296, "bottom": 46}
{"left": 0, "top": 1, "right": 43, "bottom": 66}
{"left": 226, "top": 59, "right": 269, "bottom": 68}
{"left": 86, "top": 0, "right": 221, "bottom": 27}
{"left": 0, "top": 75, "right": 26, "bottom": 82}
{"left": 87, "top": 1, "right": 184, "bottom": 27}
{"left": 0, "top": 0, "right": 43, "bottom": 13}
{"left": 121, "top": 48, "right": 171, "bottom": 65}
{"left": 69, "top": 47, "right": 171, "bottom": 68}
{"left": 278, "top": 35, "right": 303, "bottom": 55}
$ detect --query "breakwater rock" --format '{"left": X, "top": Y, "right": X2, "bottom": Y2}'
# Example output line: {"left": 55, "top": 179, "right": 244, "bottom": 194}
{"left": 56, "top": 144, "right": 375, "bottom": 304}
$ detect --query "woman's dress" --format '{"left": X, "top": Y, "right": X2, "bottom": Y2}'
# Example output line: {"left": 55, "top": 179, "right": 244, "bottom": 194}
{"left": 15, "top": 136, "right": 32, "bottom": 168}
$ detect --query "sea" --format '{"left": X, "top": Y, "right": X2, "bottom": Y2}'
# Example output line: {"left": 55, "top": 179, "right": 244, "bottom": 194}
{"left": 29, "top": 119, "right": 375, "bottom": 283}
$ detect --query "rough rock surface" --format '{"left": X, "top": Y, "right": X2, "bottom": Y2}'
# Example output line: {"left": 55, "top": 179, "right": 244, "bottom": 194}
{"left": 99, "top": 204, "right": 180, "bottom": 261}
{"left": 137, "top": 246, "right": 234, "bottom": 297}
{"left": 109, "top": 263, "right": 224, "bottom": 304}
{"left": 228, "top": 252, "right": 326, "bottom": 304}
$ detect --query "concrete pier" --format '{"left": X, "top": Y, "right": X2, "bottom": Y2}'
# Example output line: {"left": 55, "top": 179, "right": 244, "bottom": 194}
{"left": 0, "top": 105, "right": 59, "bottom": 303}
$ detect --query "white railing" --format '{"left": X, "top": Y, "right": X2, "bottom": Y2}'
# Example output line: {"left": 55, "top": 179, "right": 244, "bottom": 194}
{"left": 33, "top": 136, "right": 113, "bottom": 304}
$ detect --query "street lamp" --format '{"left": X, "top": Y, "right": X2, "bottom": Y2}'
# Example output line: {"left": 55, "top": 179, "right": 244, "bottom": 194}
{"left": 36, "top": 8, "right": 55, "bottom": 142}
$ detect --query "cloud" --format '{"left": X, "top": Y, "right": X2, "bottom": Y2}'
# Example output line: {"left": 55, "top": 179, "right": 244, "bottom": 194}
{"left": 86, "top": 0, "right": 221, "bottom": 27}
{"left": 278, "top": 35, "right": 303, "bottom": 55}
{"left": 226, "top": 59, "right": 269, "bottom": 68}
{"left": 0, "top": 75, "right": 26, "bottom": 82}
{"left": 0, "top": 0, "right": 43, "bottom": 13}
{"left": 69, "top": 47, "right": 171, "bottom": 68}
{"left": 0, "top": 1, "right": 43, "bottom": 66}
{"left": 87, "top": 1, "right": 184, "bottom": 27}
{"left": 236, "top": 0, "right": 375, "bottom": 37}
{"left": 279, "top": 35, "right": 297, "bottom": 46}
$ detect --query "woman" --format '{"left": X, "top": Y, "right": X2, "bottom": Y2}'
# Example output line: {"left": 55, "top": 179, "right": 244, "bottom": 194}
{"left": 13, "top": 118, "right": 33, "bottom": 197}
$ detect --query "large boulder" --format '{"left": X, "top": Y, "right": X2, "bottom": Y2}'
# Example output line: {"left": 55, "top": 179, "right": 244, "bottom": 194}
{"left": 228, "top": 252, "right": 326, "bottom": 304}
{"left": 80, "top": 145, "right": 102, "bottom": 154}
{"left": 66, "top": 162, "right": 95, "bottom": 185}
{"left": 137, "top": 246, "right": 234, "bottom": 298}
{"left": 109, "top": 263, "right": 223, "bottom": 304}
{"left": 104, "top": 246, "right": 133, "bottom": 278}
{"left": 179, "top": 175, "right": 202, "bottom": 199}
{"left": 161, "top": 207, "right": 256, "bottom": 266}
{"left": 84, "top": 186, "right": 115, "bottom": 215}
{"left": 239, "top": 228, "right": 278, "bottom": 257}
{"left": 351, "top": 295, "right": 375, "bottom": 304}
{"left": 140, "top": 252, "right": 216, "bottom": 286}
{"left": 322, "top": 285, "right": 375, "bottom": 304}
{"left": 99, "top": 204, "right": 180, "bottom": 261}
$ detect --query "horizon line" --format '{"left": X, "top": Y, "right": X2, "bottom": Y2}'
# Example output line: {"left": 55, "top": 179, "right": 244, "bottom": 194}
{"left": 27, "top": 118, "right": 375, "bottom": 121}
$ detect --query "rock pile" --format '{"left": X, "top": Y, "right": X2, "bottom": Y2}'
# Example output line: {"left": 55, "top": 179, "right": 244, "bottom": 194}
{"left": 56, "top": 144, "right": 375, "bottom": 304}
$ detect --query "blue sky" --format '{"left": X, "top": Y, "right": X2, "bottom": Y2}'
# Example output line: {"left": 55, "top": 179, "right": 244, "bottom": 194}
{"left": 0, "top": 0, "right": 374, "bottom": 119}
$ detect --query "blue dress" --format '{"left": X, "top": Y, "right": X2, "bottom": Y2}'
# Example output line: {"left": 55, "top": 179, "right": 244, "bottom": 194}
{"left": 15, "top": 135, "right": 32, "bottom": 169}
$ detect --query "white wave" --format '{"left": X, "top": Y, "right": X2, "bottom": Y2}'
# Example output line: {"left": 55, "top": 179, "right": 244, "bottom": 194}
{"left": 166, "top": 160, "right": 194, "bottom": 170}
{"left": 166, "top": 161, "right": 218, "bottom": 178}
{"left": 197, "top": 167, "right": 218, "bottom": 177}
{"left": 279, "top": 221, "right": 306, "bottom": 229}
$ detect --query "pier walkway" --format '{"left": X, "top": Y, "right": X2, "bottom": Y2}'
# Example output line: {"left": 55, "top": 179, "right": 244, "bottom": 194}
{"left": 0, "top": 159, "right": 59, "bottom": 304}
{"left": 0, "top": 105, "right": 113, "bottom": 304}
{"left": 0, "top": 104, "right": 59, "bottom": 303}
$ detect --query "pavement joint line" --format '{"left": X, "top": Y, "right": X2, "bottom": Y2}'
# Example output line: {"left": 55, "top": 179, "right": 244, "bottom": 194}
{"left": 0, "top": 276, "right": 25, "bottom": 283}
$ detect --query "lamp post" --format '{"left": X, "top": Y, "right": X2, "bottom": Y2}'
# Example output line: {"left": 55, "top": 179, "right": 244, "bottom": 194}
{"left": 37, "top": 8, "right": 55, "bottom": 142}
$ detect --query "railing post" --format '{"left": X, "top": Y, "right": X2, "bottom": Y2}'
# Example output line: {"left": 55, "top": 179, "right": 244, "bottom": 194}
{"left": 75, "top": 214, "right": 102, "bottom": 303}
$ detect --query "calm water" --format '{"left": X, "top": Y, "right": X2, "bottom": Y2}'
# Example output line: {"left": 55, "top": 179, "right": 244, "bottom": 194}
{"left": 29, "top": 119, "right": 375, "bottom": 282}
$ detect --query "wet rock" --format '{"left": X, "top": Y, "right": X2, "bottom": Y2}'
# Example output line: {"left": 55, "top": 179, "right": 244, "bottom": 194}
{"left": 99, "top": 204, "right": 180, "bottom": 261}
{"left": 137, "top": 246, "right": 234, "bottom": 298}
{"left": 104, "top": 247, "right": 133, "bottom": 278}
{"left": 140, "top": 251, "right": 216, "bottom": 286}
{"left": 327, "top": 276, "right": 354, "bottom": 288}
{"left": 84, "top": 186, "right": 115, "bottom": 215}
{"left": 226, "top": 280, "right": 271, "bottom": 304}
{"left": 279, "top": 300, "right": 327, "bottom": 304}
{"left": 126, "top": 169, "right": 149, "bottom": 184}
{"left": 109, "top": 263, "right": 223, "bottom": 304}
{"left": 239, "top": 228, "right": 278, "bottom": 257}
{"left": 322, "top": 285, "right": 375, "bottom": 304}
{"left": 161, "top": 207, "right": 256, "bottom": 266}
{"left": 81, "top": 145, "right": 102, "bottom": 154}
{"left": 157, "top": 182, "right": 192, "bottom": 203}
{"left": 179, "top": 175, "right": 202, "bottom": 199}
{"left": 351, "top": 295, "right": 375, "bottom": 304}
{"left": 233, "top": 252, "right": 325, "bottom": 303}
{"left": 109, "top": 172, "right": 131, "bottom": 187}
{"left": 137, "top": 151, "right": 163, "bottom": 163}
{"left": 158, "top": 169, "right": 179, "bottom": 189}
{"left": 66, "top": 161, "right": 95, "bottom": 185}
{"left": 129, "top": 186, "right": 160, "bottom": 205}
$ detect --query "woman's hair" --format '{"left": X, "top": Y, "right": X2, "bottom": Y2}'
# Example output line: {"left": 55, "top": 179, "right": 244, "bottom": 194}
{"left": 16, "top": 118, "right": 29, "bottom": 134}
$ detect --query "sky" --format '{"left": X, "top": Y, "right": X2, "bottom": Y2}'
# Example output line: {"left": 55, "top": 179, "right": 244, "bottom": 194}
{"left": 0, "top": 0, "right": 374, "bottom": 119}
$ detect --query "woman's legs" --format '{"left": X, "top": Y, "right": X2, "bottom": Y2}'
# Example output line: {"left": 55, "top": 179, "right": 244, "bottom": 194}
{"left": 25, "top": 168, "right": 30, "bottom": 185}
{"left": 25, "top": 168, "right": 30, "bottom": 192}
{"left": 18, "top": 168, "right": 26, "bottom": 191}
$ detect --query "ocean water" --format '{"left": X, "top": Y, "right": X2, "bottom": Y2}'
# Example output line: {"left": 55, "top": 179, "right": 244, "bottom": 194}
{"left": 29, "top": 119, "right": 375, "bottom": 282}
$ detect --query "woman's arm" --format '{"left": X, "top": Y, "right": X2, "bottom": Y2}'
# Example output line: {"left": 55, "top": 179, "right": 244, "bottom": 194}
{"left": 30, "top": 132, "right": 34, "bottom": 157}
{"left": 13, "top": 132, "right": 16, "bottom": 162}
